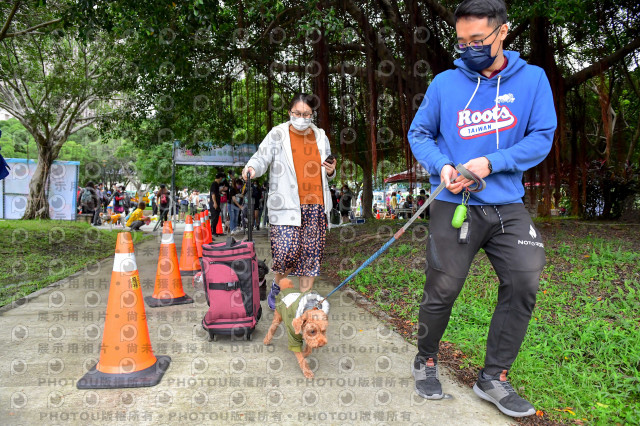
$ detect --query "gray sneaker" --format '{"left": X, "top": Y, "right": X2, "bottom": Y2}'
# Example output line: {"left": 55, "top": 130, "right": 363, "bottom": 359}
{"left": 411, "top": 356, "right": 444, "bottom": 400}
{"left": 473, "top": 369, "right": 536, "bottom": 417}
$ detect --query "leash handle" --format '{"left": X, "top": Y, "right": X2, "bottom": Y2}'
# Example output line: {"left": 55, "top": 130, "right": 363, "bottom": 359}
{"left": 321, "top": 163, "right": 485, "bottom": 302}
{"left": 455, "top": 164, "right": 486, "bottom": 192}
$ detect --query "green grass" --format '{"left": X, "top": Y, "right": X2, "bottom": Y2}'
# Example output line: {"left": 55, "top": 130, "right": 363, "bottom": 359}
{"left": 0, "top": 220, "right": 151, "bottom": 307}
{"left": 338, "top": 229, "right": 640, "bottom": 424}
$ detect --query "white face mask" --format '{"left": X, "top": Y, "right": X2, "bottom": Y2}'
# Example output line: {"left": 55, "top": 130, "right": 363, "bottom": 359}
{"left": 290, "top": 115, "right": 311, "bottom": 131}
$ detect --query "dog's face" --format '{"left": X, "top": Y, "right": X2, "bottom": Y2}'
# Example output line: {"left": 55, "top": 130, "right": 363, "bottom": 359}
{"left": 292, "top": 309, "right": 328, "bottom": 349}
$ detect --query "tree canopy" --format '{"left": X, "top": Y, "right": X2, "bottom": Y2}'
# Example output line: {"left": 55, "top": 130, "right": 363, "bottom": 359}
{"left": 1, "top": 0, "right": 638, "bottom": 219}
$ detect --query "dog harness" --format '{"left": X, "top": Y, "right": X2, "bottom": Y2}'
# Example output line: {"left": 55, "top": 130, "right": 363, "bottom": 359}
{"left": 276, "top": 288, "right": 330, "bottom": 352}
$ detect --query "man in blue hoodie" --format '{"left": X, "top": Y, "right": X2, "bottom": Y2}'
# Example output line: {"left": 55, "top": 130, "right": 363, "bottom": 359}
{"left": 408, "top": 0, "right": 556, "bottom": 418}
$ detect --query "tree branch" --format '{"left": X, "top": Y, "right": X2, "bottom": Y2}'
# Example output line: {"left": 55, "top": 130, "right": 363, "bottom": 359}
{"left": 504, "top": 20, "right": 529, "bottom": 48}
{"left": 0, "top": 1, "right": 21, "bottom": 41}
{"left": 566, "top": 36, "right": 640, "bottom": 89}
{"left": 422, "top": 0, "right": 455, "bottom": 27}
{"left": 3, "top": 18, "right": 62, "bottom": 39}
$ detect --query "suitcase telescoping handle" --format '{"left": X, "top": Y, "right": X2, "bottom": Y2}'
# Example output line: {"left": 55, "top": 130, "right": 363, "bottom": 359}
{"left": 247, "top": 176, "right": 253, "bottom": 242}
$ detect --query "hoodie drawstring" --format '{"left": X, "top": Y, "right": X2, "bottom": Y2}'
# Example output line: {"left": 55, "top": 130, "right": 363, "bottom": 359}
{"left": 495, "top": 75, "right": 502, "bottom": 150}
{"left": 463, "top": 75, "right": 501, "bottom": 150}
{"left": 463, "top": 77, "right": 481, "bottom": 112}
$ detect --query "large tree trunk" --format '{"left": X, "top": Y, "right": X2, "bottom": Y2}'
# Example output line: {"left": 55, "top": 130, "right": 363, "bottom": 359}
{"left": 360, "top": 159, "right": 374, "bottom": 219}
{"left": 23, "top": 143, "right": 57, "bottom": 220}
{"left": 529, "top": 16, "right": 565, "bottom": 218}
{"left": 569, "top": 117, "right": 580, "bottom": 216}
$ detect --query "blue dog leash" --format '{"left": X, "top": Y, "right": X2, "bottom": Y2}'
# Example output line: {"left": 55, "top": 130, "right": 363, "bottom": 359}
{"left": 317, "top": 164, "right": 485, "bottom": 306}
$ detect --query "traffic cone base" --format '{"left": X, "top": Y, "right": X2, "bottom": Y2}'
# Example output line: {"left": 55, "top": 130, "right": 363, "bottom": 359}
{"left": 144, "top": 294, "right": 193, "bottom": 308}
{"left": 77, "top": 355, "right": 171, "bottom": 389}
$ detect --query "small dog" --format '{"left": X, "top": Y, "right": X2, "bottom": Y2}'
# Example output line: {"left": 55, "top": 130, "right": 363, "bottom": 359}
{"left": 263, "top": 278, "right": 329, "bottom": 378}
{"left": 257, "top": 259, "right": 269, "bottom": 301}
{"left": 100, "top": 212, "right": 125, "bottom": 227}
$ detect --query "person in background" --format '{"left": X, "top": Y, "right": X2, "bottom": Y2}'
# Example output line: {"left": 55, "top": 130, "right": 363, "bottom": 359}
{"left": 96, "top": 183, "right": 106, "bottom": 213}
{"left": 220, "top": 181, "right": 229, "bottom": 233}
{"left": 390, "top": 191, "right": 398, "bottom": 214}
{"left": 80, "top": 181, "right": 100, "bottom": 225}
{"left": 179, "top": 187, "right": 189, "bottom": 222}
{"left": 228, "top": 178, "right": 244, "bottom": 234}
{"left": 113, "top": 186, "right": 125, "bottom": 215}
{"left": 150, "top": 190, "right": 157, "bottom": 216}
{"left": 260, "top": 181, "right": 269, "bottom": 228}
{"left": 417, "top": 189, "right": 429, "bottom": 219}
{"left": 126, "top": 201, "right": 150, "bottom": 231}
{"left": 157, "top": 184, "right": 170, "bottom": 226}
{"left": 209, "top": 172, "right": 225, "bottom": 238}
{"left": 123, "top": 187, "right": 131, "bottom": 216}
{"left": 77, "top": 186, "right": 83, "bottom": 213}
{"left": 339, "top": 184, "right": 353, "bottom": 223}
{"left": 190, "top": 190, "right": 199, "bottom": 216}
{"left": 251, "top": 180, "right": 262, "bottom": 231}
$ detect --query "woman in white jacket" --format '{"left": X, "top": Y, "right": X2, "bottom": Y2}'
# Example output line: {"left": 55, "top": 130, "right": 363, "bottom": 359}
{"left": 242, "top": 93, "right": 337, "bottom": 309}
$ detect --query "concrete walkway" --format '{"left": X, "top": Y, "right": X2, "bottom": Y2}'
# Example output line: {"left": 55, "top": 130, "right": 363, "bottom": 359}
{"left": 0, "top": 223, "right": 512, "bottom": 425}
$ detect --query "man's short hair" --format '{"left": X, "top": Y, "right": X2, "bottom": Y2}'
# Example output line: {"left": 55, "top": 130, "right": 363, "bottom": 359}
{"left": 454, "top": 0, "right": 507, "bottom": 26}
{"left": 216, "top": 172, "right": 225, "bottom": 179}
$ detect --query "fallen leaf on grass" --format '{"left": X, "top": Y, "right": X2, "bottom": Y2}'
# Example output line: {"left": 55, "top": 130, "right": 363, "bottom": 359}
{"left": 554, "top": 407, "right": 576, "bottom": 415}
{"left": 595, "top": 402, "right": 609, "bottom": 408}
{"left": 536, "top": 410, "right": 544, "bottom": 417}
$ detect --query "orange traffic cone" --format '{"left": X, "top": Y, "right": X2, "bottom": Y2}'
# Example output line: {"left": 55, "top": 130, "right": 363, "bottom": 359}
{"left": 77, "top": 232, "right": 170, "bottom": 389}
{"left": 376, "top": 211, "right": 381, "bottom": 219}
{"left": 204, "top": 211, "right": 213, "bottom": 243}
{"left": 193, "top": 216, "right": 204, "bottom": 258}
{"left": 179, "top": 215, "right": 199, "bottom": 275}
{"left": 216, "top": 215, "right": 223, "bottom": 235}
{"left": 145, "top": 222, "right": 193, "bottom": 308}
{"left": 201, "top": 212, "right": 212, "bottom": 244}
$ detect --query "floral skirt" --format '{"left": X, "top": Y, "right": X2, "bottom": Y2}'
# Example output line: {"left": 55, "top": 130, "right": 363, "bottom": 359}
{"left": 269, "top": 204, "right": 327, "bottom": 277}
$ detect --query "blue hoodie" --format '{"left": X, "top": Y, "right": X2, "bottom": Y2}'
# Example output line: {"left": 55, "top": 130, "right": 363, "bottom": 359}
{"left": 408, "top": 50, "right": 557, "bottom": 205}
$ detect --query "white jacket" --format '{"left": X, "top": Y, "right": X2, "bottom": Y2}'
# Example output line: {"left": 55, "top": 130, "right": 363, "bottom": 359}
{"left": 244, "top": 121, "right": 336, "bottom": 227}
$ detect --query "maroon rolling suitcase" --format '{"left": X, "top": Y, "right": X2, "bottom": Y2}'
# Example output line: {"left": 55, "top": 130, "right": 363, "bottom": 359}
{"left": 198, "top": 177, "right": 261, "bottom": 340}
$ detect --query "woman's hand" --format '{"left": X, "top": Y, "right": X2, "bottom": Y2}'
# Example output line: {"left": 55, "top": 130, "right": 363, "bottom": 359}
{"left": 322, "top": 158, "right": 336, "bottom": 176}
{"left": 242, "top": 167, "right": 255, "bottom": 180}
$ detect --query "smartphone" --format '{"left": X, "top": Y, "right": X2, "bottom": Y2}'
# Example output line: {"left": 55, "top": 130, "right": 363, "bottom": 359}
{"left": 325, "top": 155, "right": 336, "bottom": 164}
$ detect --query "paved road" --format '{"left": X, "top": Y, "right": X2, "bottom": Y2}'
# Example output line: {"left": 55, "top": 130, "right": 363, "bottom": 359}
{"left": 0, "top": 223, "right": 512, "bottom": 425}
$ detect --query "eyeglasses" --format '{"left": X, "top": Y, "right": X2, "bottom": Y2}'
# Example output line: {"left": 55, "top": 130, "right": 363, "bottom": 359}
{"left": 290, "top": 110, "right": 313, "bottom": 119}
{"left": 454, "top": 25, "right": 501, "bottom": 53}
